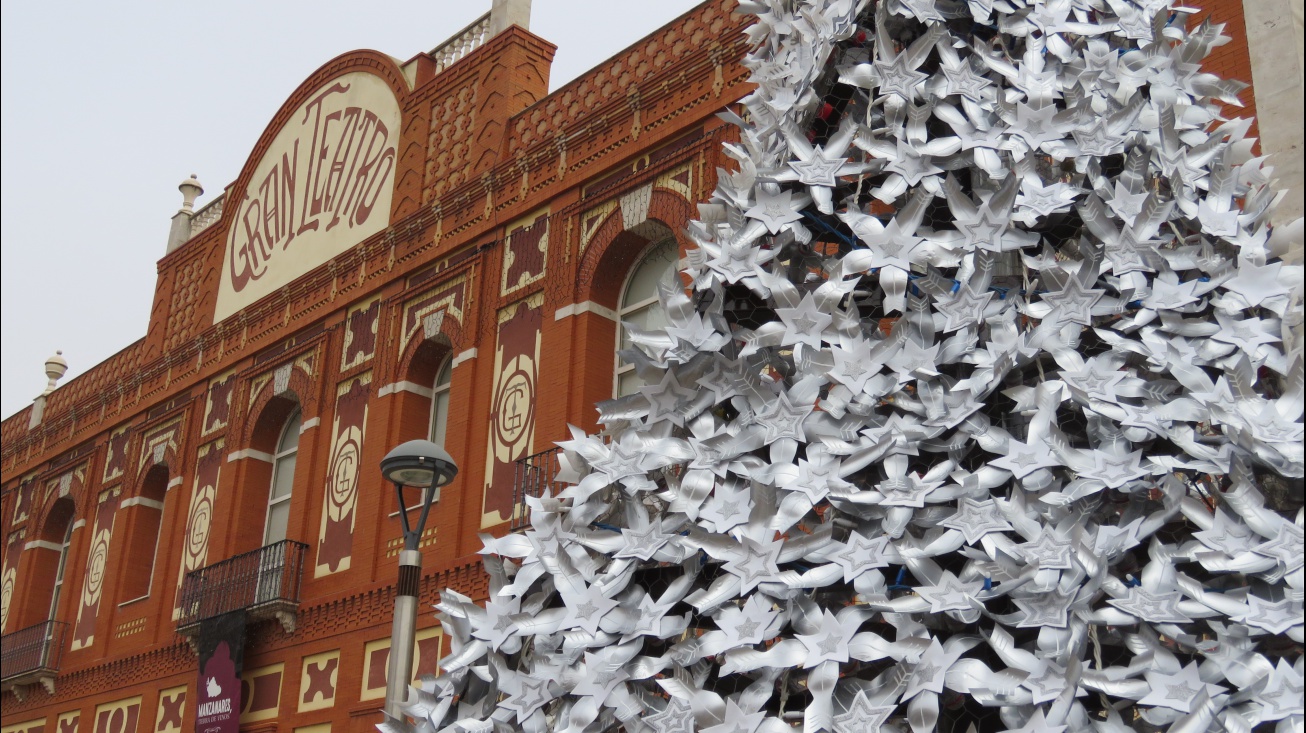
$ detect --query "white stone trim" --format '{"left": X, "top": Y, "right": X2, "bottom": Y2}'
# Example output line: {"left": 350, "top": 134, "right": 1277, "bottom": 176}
{"left": 121, "top": 496, "right": 165, "bottom": 511}
{"left": 555, "top": 301, "right": 618, "bottom": 322}
{"left": 300, "top": 417, "right": 321, "bottom": 433}
{"left": 25, "top": 540, "right": 63, "bottom": 552}
{"left": 72, "top": 519, "right": 86, "bottom": 531}
{"left": 167, "top": 476, "right": 184, "bottom": 490}
{"left": 378, "top": 381, "right": 435, "bottom": 399}
{"left": 1242, "top": 0, "right": 1305, "bottom": 239}
{"left": 227, "top": 449, "right": 275, "bottom": 464}
{"left": 117, "top": 594, "right": 150, "bottom": 608}
{"left": 452, "top": 348, "right": 478, "bottom": 368}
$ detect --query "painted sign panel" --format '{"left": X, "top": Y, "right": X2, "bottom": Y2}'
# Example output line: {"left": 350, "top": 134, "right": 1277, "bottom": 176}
{"left": 196, "top": 611, "right": 246, "bottom": 733}
{"left": 202, "top": 372, "right": 237, "bottom": 437}
{"left": 175, "top": 440, "right": 223, "bottom": 617}
{"left": 1, "top": 529, "right": 25, "bottom": 633}
{"left": 138, "top": 419, "right": 183, "bottom": 477}
{"left": 93, "top": 696, "right": 141, "bottom": 733}
{"left": 10, "top": 474, "right": 36, "bottom": 525}
{"left": 341, "top": 298, "right": 381, "bottom": 371}
{"left": 399, "top": 275, "right": 468, "bottom": 358}
{"left": 71, "top": 487, "right": 122, "bottom": 650}
{"left": 501, "top": 211, "right": 549, "bottom": 296}
{"left": 43, "top": 466, "right": 86, "bottom": 511}
{"left": 298, "top": 649, "right": 340, "bottom": 712}
{"left": 238, "top": 663, "right": 284, "bottom": 723}
{"left": 102, "top": 427, "right": 131, "bottom": 485}
{"left": 155, "top": 685, "right": 187, "bottom": 733}
{"left": 482, "top": 296, "right": 542, "bottom": 526}
{"left": 215, "top": 71, "right": 401, "bottom": 323}
{"left": 315, "top": 373, "right": 371, "bottom": 576}
{"left": 359, "top": 626, "right": 443, "bottom": 700}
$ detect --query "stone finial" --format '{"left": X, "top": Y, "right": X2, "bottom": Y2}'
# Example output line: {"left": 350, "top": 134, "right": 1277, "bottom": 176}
{"left": 167, "top": 174, "right": 204, "bottom": 254}
{"left": 489, "top": 0, "right": 531, "bottom": 35}
{"left": 29, "top": 350, "right": 66, "bottom": 429}
{"left": 43, "top": 350, "right": 68, "bottom": 396}
{"left": 179, "top": 174, "right": 204, "bottom": 213}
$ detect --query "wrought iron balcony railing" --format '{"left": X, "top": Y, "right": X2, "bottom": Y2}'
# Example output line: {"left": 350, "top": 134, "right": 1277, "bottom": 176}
{"left": 1, "top": 620, "right": 67, "bottom": 697}
{"left": 175, "top": 539, "right": 308, "bottom": 635}
{"left": 512, "top": 447, "right": 564, "bottom": 531}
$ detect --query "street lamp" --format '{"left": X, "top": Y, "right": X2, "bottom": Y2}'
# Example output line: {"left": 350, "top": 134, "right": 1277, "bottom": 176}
{"left": 380, "top": 439, "right": 458, "bottom": 721}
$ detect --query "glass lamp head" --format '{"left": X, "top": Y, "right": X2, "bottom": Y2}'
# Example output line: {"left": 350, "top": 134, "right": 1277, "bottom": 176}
{"left": 380, "top": 440, "right": 458, "bottom": 489}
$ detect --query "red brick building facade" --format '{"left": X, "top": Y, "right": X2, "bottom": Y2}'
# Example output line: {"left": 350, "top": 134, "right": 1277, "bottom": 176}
{"left": 0, "top": 1, "right": 1266, "bottom": 732}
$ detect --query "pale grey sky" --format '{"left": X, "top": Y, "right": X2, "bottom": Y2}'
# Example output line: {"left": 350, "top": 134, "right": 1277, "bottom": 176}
{"left": 0, "top": 0, "right": 704, "bottom": 419}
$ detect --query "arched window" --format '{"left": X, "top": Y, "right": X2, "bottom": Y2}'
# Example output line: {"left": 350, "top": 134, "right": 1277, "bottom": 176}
{"left": 429, "top": 357, "right": 453, "bottom": 447}
{"left": 263, "top": 410, "right": 301, "bottom": 546}
{"left": 118, "top": 467, "right": 168, "bottom": 603}
{"left": 47, "top": 520, "right": 74, "bottom": 622}
{"left": 615, "top": 236, "right": 680, "bottom": 397}
{"left": 13, "top": 497, "right": 78, "bottom": 630}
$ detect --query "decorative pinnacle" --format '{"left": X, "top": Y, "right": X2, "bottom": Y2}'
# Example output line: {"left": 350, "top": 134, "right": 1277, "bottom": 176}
{"left": 179, "top": 174, "right": 203, "bottom": 213}
{"left": 42, "top": 350, "right": 67, "bottom": 396}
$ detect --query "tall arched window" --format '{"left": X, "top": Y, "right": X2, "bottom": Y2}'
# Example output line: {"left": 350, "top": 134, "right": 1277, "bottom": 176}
{"left": 9, "top": 498, "right": 77, "bottom": 631}
{"left": 429, "top": 358, "right": 453, "bottom": 447}
{"left": 263, "top": 410, "right": 301, "bottom": 546}
{"left": 118, "top": 467, "right": 168, "bottom": 603}
{"left": 48, "top": 520, "right": 74, "bottom": 622}
{"left": 615, "top": 236, "right": 680, "bottom": 397}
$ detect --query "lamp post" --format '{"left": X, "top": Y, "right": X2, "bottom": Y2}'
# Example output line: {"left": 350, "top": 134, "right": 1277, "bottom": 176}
{"left": 379, "top": 439, "right": 458, "bottom": 722}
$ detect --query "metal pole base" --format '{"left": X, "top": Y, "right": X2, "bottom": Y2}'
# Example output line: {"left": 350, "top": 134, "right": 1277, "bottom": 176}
{"left": 384, "top": 549, "right": 423, "bottom": 720}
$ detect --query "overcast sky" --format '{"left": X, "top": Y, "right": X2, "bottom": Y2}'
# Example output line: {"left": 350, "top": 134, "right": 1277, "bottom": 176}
{"left": 0, "top": 0, "right": 705, "bottom": 420}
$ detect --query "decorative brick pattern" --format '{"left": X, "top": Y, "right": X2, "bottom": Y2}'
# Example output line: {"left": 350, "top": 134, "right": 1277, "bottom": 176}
{"left": 482, "top": 295, "right": 542, "bottom": 526}
{"left": 239, "top": 663, "right": 284, "bottom": 723}
{"left": 35, "top": 464, "right": 87, "bottom": 535}
{"left": 359, "top": 626, "right": 442, "bottom": 701}
{"left": 247, "top": 350, "right": 319, "bottom": 413}
{"left": 500, "top": 210, "right": 549, "bottom": 296}
{"left": 384, "top": 527, "right": 435, "bottom": 559}
{"left": 201, "top": 371, "right": 237, "bottom": 438}
{"left": 315, "top": 374, "right": 371, "bottom": 577}
{"left": 398, "top": 274, "right": 470, "bottom": 359}
{"left": 174, "top": 439, "right": 223, "bottom": 609}
{"left": 9, "top": 473, "right": 36, "bottom": 527}
{"left": 0, "top": 717, "right": 47, "bottom": 733}
{"left": 101, "top": 428, "right": 131, "bottom": 486}
{"left": 298, "top": 650, "right": 340, "bottom": 712}
{"left": 71, "top": 487, "right": 121, "bottom": 651}
{"left": 113, "top": 618, "right": 146, "bottom": 640}
{"left": 135, "top": 418, "right": 184, "bottom": 483}
{"left": 153, "top": 686, "right": 185, "bottom": 733}
{"left": 1, "top": 528, "right": 26, "bottom": 633}
{"left": 165, "top": 255, "right": 207, "bottom": 352}
{"left": 340, "top": 298, "right": 381, "bottom": 372}
{"left": 92, "top": 696, "right": 141, "bottom": 733}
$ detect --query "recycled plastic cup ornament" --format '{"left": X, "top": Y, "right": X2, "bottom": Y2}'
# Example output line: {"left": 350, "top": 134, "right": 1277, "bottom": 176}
{"left": 379, "top": 439, "right": 457, "bottom": 722}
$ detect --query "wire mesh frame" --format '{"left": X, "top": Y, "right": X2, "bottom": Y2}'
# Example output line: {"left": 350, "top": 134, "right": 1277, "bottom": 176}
{"left": 511, "top": 447, "right": 565, "bottom": 532}
{"left": 175, "top": 539, "right": 308, "bottom": 633}
{"left": 0, "top": 620, "right": 67, "bottom": 684}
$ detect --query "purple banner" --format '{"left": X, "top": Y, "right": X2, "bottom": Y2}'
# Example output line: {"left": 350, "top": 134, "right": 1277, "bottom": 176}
{"left": 196, "top": 610, "right": 246, "bottom": 733}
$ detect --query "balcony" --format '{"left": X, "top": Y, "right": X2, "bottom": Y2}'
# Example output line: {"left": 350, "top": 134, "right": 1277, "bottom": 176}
{"left": 1, "top": 620, "right": 67, "bottom": 699}
{"left": 511, "top": 447, "right": 564, "bottom": 531}
{"left": 175, "top": 540, "right": 308, "bottom": 636}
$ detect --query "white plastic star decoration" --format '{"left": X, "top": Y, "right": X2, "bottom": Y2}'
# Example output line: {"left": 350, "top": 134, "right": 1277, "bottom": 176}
{"left": 1138, "top": 663, "right": 1225, "bottom": 713}
{"left": 388, "top": 1, "right": 1305, "bottom": 732}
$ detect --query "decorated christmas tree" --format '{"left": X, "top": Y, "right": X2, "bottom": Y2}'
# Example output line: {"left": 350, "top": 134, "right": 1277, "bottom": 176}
{"left": 386, "top": 1, "right": 1304, "bottom": 731}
